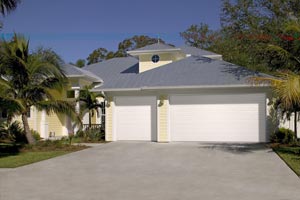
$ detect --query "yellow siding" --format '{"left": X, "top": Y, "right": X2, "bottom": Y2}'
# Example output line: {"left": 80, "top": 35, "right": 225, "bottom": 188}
{"left": 105, "top": 97, "right": 114, "bottom": 141}
{"left": 46, "top": 113, "right": 65, "bottom": 137}
{"left": 91, "top": 112, "right": 97, "bottom": 124}
{"left": 36, "top": 110, "right": 41, "bottom": 133}
{"left": 139, "top": 53, "right": 178, "bottom": 73}
{"left": 158, "top": 95, "right": 169, "bottom": 142}
{"left": 27, "top": 107, "right": 35, "bottom": 131}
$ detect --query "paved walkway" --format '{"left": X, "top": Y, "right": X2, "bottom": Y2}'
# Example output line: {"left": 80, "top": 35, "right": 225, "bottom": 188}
{"left": 0, "top": 142, "right": 299, "bottom": 200}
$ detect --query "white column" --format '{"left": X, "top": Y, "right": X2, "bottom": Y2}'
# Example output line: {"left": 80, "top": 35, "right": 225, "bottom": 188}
{"left": 73, "top": 88, "right": 80, "bottom": 133}
{"left": 40, "top": 110, "right": 48, "bottom": 139}
{"left": 74, "top": 89, "right": 80, "bottom": 114}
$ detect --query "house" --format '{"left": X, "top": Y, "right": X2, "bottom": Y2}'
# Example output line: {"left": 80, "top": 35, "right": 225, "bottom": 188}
{"left": 83, "top": 43, "right": 273, "bottom": 143}
{"left": 24, "top": 64, "right": 103, "bottom": 139}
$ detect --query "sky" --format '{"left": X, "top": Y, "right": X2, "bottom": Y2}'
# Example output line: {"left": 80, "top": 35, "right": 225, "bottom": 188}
{"left": 1, "top": 0, "right": 222, "bottom": 63}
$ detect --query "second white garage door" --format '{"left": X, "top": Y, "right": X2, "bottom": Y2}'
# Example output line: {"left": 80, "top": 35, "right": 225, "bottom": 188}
{"left": 115, "top": 96, "right": 157, "bottom": 141}
{"left": 170, "top": 94, "right": 266, "bottom": 142}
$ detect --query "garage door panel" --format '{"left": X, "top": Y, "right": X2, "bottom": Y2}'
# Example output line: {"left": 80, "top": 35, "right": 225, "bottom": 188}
{"left": 170, "top": 94, "right": 265, "bottom": 142}
{"left": 115, "top": 96, "right": 156, "bottom": 141}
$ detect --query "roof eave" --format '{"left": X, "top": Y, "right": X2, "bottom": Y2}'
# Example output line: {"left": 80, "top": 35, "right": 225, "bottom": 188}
{"left": 66, "top": 75, "right": 103, "bottom": 83}
{"left": 127, "top": 48, "right": 181, "bottom": 56}
{"left": 92, "top": 84, "right": 270, "bottom": 92}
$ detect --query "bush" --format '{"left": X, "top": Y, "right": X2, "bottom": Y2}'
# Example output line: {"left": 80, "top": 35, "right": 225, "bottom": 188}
{"left": 31, "top": 130, "right": 41, "bottom": 141}
{"left": 271, "top": 128, "right": 296, "bottom": 144}
{"left": 0, "top": 121, "right": 27, "bottom": 143}
{"left": 75, "top": 128, "right": 104, "bottom": 142}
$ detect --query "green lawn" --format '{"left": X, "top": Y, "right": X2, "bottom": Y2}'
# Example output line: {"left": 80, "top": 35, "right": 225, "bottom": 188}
{"left": 0, "top": 141, "right": 88, "bottom": 168}
{"left": 0, "top": 151, "right": 68, "bottom": 168}
{"left": 273, "top": 146, "right": 300, "bottom": 176}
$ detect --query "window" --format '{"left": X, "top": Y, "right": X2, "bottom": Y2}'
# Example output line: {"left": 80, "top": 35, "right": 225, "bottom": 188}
{"left": 1, "top": 109, "right": 7, "bottom": 118}
{"left": 151, "top": 55, "right": 160, "bottom": 63}
{"left": 67, "top": 90, "right": 75, "bottom": 98}
{"left": 27, "top": 109, "right": 31, "bottom": 118}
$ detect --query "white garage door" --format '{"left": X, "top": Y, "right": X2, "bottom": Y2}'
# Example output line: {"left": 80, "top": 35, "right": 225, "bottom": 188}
{"left": 170, "top": 94, "right": 266, "bottom": 142}
{"left": 115, "top": 96, "right": 157, "bottom": 141}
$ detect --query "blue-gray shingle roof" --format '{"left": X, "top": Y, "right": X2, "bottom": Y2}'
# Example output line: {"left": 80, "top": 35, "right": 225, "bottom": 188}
{"left": 62, "top": 63, "right": 103, "bottom": 82}
{"left": 83, "top": 56, "right": 269, "bottom": 91}
{"left": 179, "top": 45, "right": 221, "bottom": 56}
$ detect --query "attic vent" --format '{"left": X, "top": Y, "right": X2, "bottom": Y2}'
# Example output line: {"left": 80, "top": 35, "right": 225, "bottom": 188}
{"left": 151, "top": 55, "right": 160, "bottom": 63}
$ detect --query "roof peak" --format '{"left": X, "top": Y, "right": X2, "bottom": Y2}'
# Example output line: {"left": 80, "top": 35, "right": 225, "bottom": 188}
{"left": 127, "top": 43, "right": 180, "bottom": 55}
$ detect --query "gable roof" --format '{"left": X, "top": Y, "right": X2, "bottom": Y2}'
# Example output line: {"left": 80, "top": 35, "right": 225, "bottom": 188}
{"left": 83, "top": 56, "right": 269, "bottom": 91}
{"left": 62, "top": 63, "right": 103, "bottom": 83}
{"left": 127, "top": 43, "right": 181, "bottom": 55}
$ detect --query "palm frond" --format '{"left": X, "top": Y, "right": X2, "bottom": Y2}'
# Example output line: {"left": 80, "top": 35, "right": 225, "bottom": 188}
{"left": 251, "top": 73, "right": 300, "bottom": 109}
{"left": 35, "top": 100, "right": 82, "bottom": 128}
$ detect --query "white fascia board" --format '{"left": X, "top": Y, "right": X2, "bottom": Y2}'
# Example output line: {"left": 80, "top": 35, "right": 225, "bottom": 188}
{"left": 91, "top": 88, "right": 142, "bottom": 92}
{"left": 91, "top": 84, "right": 270, "bottom": 92}
{"left": 141, "top": 85, "right": 270, "bottom": 90}
{"left": 127, "top": 49, "right": 181, "bottom": 56}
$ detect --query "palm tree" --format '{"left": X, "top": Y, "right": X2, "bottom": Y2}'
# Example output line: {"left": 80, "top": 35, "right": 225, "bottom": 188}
{"left": 252, "top": 20, "right": 300, "bottom": 139}
{"left": 0, "top": 0, "right": 20, "bottom": 16}
{"left": 0, "top": 34, "right": 80, "bottom": 144}
{"left": 252, "top": 73, "right": 300, "bottom": 139}
{"left": 77, "top": 86, "right": 103, "bottom": 129}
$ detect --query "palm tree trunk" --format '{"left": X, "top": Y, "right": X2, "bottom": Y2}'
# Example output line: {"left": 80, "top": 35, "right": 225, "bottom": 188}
{"left": 21, "top": 113, "right": 35, "bottom": 144}
{"left": 294, "top": 111, "right": 298, "bottom": 140}
{"left": 88, "top": 110, "right": 92, "bottom": 128}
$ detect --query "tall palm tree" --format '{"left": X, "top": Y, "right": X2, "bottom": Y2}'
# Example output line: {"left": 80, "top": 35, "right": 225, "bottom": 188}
{"left": 0, "top": 34, "right": 80, "bottom": 144}
{"left": 77, "top": 86, "right": 103, "bottom": 129}
{"left": 252, "top": 73, "right": 300, "bottom": 138}
{"left": 0, "top": 0, "right": 20, "bottom": 16}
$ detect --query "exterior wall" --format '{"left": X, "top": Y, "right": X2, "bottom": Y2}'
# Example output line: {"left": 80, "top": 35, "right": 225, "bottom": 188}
{"left": 158, "top": 95, "right": 169, "bottom": 142}
{"left": 27, "top": 107, "right": 37, "bottom": 132}
{"left": 105, "top": 97, "right": 114, "bottom": 141}
{"left": 280, "top": 114, "right": 300, "bottom": 138}
{"left": 139, "top": 53, "right": 183, "bottom": 73}
{"left": 47, "top": 113, "right": 66, "bottom": 137}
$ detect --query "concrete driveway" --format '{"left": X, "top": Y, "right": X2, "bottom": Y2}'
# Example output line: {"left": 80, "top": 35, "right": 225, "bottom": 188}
{"left": 0, "top": 142, "right": 299, "bottom": 200}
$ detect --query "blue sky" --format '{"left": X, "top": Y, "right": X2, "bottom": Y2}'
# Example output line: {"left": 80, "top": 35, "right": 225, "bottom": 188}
{"left": 1, "top": 0, "right": 221, "bottom": 63}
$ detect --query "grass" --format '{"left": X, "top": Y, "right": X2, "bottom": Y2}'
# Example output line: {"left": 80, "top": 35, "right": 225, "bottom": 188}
{"left": 71, "top": 137, "right": 107, "bottom": 143}
{"left": 272, "top": 146, "right": 300, "bottom": 176}
{"left": 0, "top": 151, "right": 68, "bottom": 168}
{"left": 0, "top": 140, "right": 88, "bottom": 168}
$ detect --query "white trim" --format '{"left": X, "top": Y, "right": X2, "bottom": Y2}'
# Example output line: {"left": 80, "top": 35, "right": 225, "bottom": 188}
{"left": 112, "top": 97, "right": 117, "bottom": 141}
{"left": 127, "top": 48, "right": 181, "bottom": 56}
{"left": 166, "top": 96, "right": 171, "bottom": 142}
{"left": 157, "top": 98, "right": 160, "bottom": 142}
{"left": 94, "top": 85, "right": 270, "bottom": 92}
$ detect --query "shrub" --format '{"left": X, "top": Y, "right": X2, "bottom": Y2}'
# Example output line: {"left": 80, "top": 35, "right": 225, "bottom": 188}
{"left": 271, "top": 128, "right": 295, "bottom": 144}
{"left": 31, "top": 130, "right": 41, "bottom": 141}
{"left": 0, "top": 121, "right": 26, "bottom": 143}
{"left": 75, "top": 128, "right": 104, "bottom": 142}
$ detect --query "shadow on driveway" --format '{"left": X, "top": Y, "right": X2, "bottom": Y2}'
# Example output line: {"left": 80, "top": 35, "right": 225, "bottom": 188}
{"left": 197, "top": 143, "right": 273, "bottom": 154}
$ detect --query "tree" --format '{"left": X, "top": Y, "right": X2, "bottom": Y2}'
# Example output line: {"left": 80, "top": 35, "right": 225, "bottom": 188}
{"left": 180, "top": 23, "right": 219, "bottom": 49}
{"left": 86, "top": 47, "right": 108, "bottom": 65}
{"left": 0, "top": 0, "right": 20, "bottom": 28}
{"left": 115, "top": 35, "right": 166, "bottom": 57}
{"left": 77, "top": 86, "right": 103, "bottom": 128}
{"left": 0, "top": 0, "right": 19, "bottom": 16}
{"left": 85, "top": 35, "right": 168, "bottom": 64}
{"left": 75, "top": 59, "right": 86, "bottom": 68}
{"left": 209, "top": 0, "right": 300, "bottom": 73}
{"left": 0, "top": 34, "right": 79, "bottom": 144}
{"left": 252, "top": 73, "right": 300, "bottom": 138}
